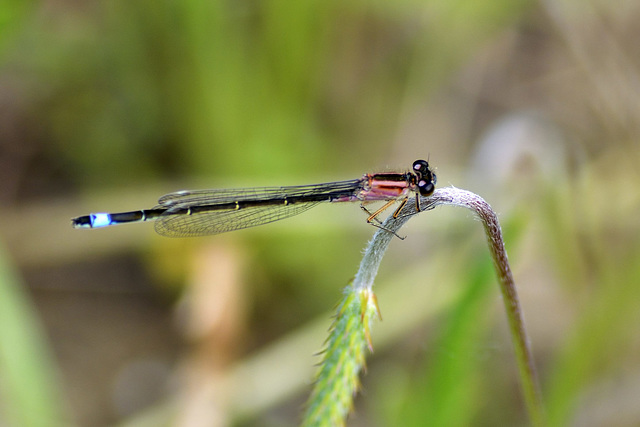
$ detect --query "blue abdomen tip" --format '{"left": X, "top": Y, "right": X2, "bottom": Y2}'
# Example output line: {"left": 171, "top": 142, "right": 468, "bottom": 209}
{"left": 90, "top": 213, "right": 112, "bottom": 228}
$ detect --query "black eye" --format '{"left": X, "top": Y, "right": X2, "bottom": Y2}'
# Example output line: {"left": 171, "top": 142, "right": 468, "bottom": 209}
{"left": 418, "top": 180, "right": 435, "bottom": 196}
{"left": 413, "top": 160, "right": 429, "bottom": 175}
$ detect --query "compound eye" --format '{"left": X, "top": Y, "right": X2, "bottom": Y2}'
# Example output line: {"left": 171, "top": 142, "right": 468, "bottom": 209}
{"left": 418, "top": 180, "right": 435, "bottom": 196}
{"left": 413, "top": 160, "right": 429, "bottom": 175}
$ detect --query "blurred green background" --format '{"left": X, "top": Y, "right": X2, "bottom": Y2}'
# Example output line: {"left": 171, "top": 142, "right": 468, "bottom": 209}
{"left": 1, "top": 0, "right": 639, "bottom": 426}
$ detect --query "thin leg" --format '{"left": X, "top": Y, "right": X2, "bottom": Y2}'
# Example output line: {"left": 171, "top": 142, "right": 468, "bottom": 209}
{"left": 366, "top": 221, "right": 406, "bottom": 240}
{"left": 360, "top": 200, "right": 406, "bottom": 240}
{"left": 394, "top": 196, "right": 430, "bottom": 220}
{"left": 366, "top": 200, "right": 396, "bottom": 224}
{"left": 392, "top": 198, "right": 408, "bottom": 218}
{"left": 360, "top": 201, "right": 386, "bottom": 225}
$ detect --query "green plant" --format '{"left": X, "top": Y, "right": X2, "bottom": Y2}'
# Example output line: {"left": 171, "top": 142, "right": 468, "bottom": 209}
{"left": 302, "top": 187, "right": 544, "bottom": 426}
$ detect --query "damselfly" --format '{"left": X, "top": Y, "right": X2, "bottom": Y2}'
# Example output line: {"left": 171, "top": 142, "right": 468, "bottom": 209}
{"left": 71, "top": 160, "right": 436, "bottom": 237}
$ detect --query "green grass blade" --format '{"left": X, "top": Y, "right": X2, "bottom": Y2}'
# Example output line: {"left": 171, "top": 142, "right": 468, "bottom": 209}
{"left": 0, "top": 241, "right": 68, "bottom": 427}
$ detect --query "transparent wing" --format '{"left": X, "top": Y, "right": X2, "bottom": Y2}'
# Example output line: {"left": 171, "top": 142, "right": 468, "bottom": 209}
{"left": 154, "top": 201, "right": 320, "bottom": 237}
{"left": 157, "top": 179, "right": 362, "bottom": 206}
{"left": 153, "top": 179, "right": 362, "bottom": 237}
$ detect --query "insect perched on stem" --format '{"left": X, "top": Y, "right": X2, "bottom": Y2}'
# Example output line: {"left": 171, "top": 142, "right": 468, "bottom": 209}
{"left": 72, "top": 160, "right": 436, "bottom": 238}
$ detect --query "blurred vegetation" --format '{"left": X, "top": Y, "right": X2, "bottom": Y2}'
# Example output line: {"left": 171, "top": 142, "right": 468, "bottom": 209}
{"left": 1, "top": 0, "right": 640, "bottom": 426}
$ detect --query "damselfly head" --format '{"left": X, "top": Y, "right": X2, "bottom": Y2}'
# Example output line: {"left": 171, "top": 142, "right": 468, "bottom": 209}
{"left": 412, "top": 159, "right": 437, "bottom": 196}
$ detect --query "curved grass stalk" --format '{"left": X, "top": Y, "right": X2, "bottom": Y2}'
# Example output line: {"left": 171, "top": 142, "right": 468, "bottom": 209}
{"left": 301, "top": 186, "right": 545, "bottom": 427}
